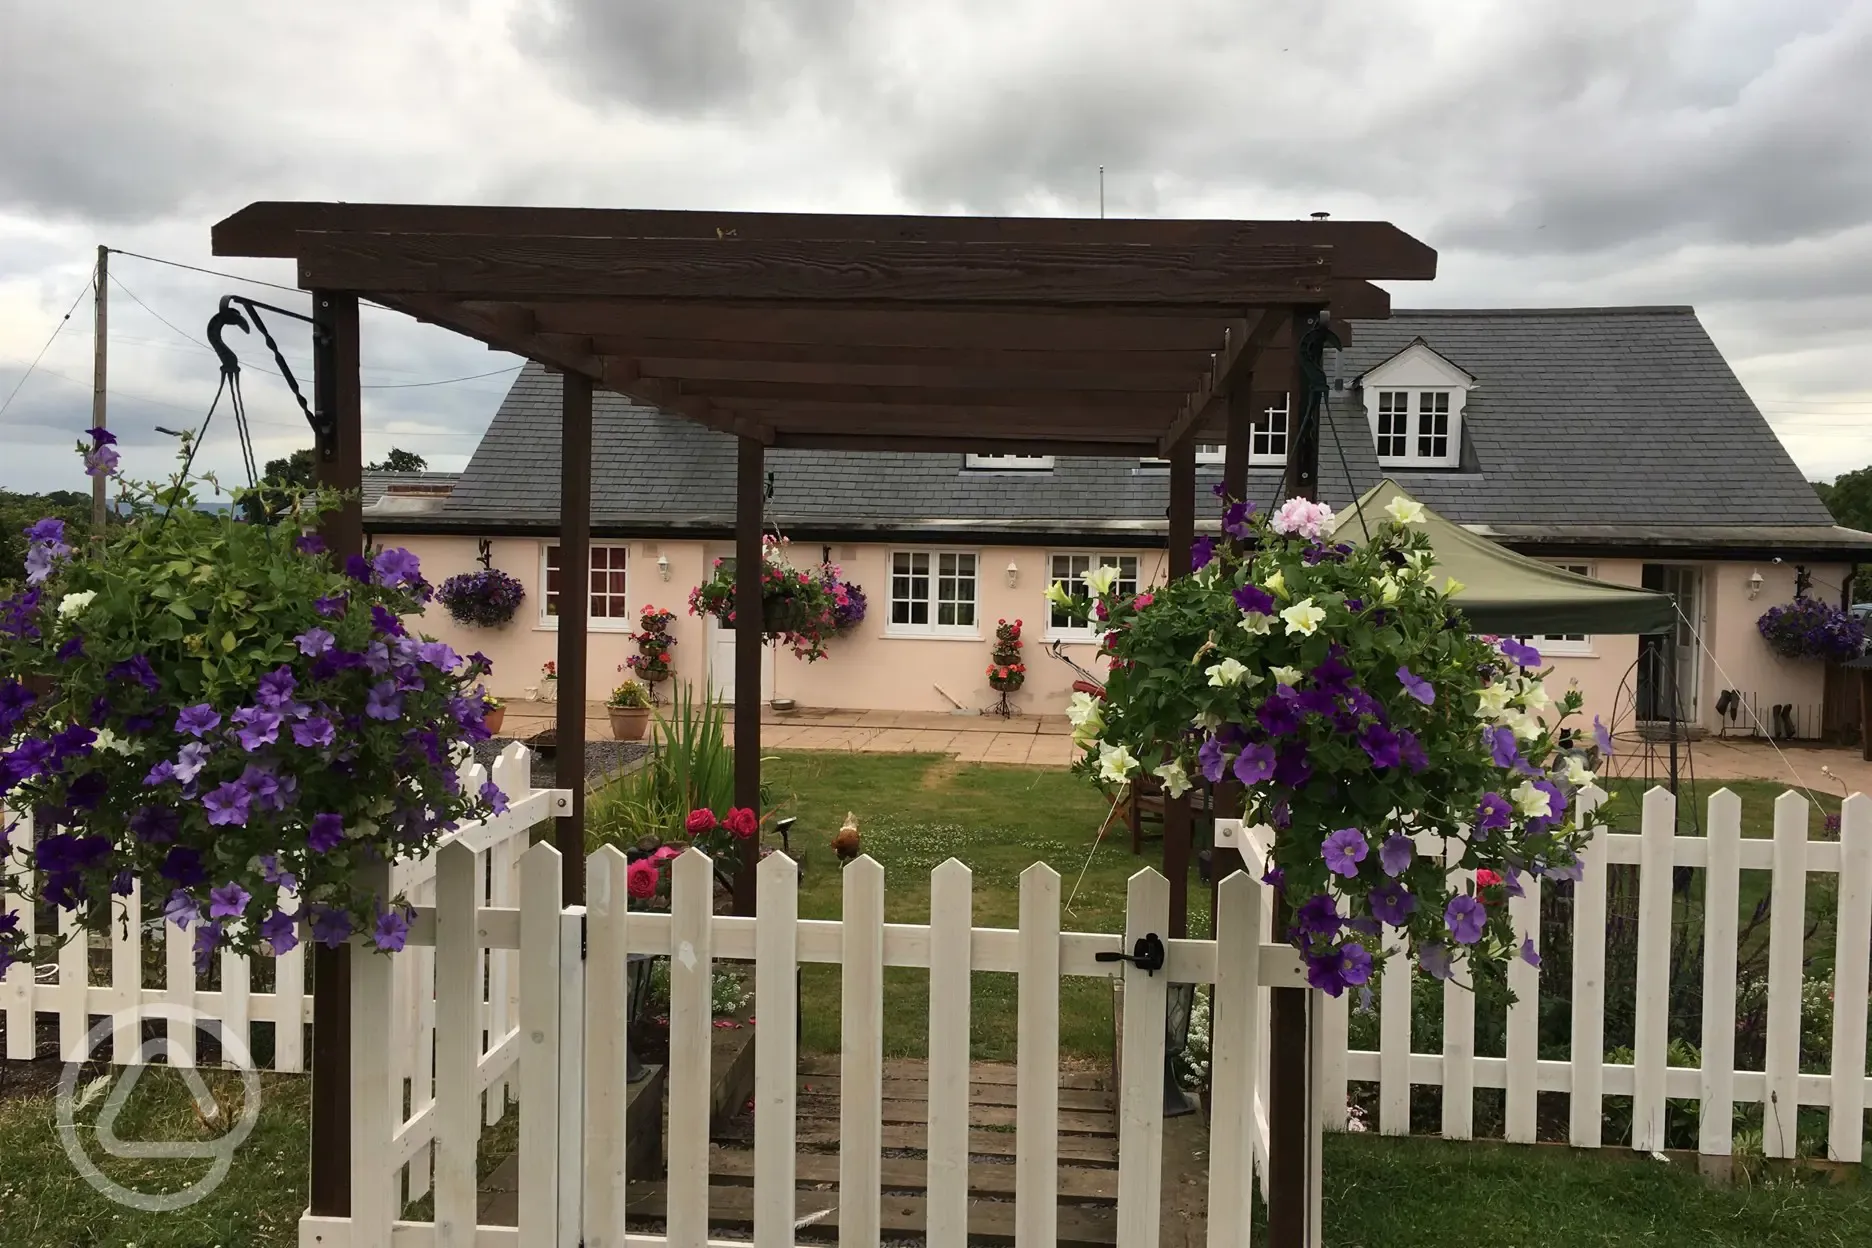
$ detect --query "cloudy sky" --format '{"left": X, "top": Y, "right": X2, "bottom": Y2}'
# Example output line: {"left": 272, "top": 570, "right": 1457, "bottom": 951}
{"left": 2, "top": 0, "right": 1869, "bottom": 500}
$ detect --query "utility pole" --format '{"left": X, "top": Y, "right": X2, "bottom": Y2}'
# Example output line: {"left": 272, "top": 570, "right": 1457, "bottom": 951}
{"left": 90, "top": 245, "right": 107, "bottom": 530}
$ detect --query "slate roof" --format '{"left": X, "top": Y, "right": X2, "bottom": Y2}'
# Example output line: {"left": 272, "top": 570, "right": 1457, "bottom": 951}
{"left": 392, "top": 307, "right": 1859, "bottom": 554}
{"left": 361, "top": 471, "right": 458, "bottom": 508}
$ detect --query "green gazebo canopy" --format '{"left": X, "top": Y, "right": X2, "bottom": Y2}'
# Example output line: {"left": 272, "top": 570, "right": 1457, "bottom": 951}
{"left": 1335, "top": 481, "right": 1678, "bottom": 636}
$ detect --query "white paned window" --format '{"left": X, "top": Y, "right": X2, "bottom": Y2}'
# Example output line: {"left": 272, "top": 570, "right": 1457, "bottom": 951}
{"left": 1371, "top": 388, "right": 1462, "bottom": 468}
{"left": 1416, "top": 392, "right": 1452, "bottom": 461}
{"left": 1515, "top": 563, "right": 1594, "bottom": 656}
{"left": 964, "top": 454, "right": 1055, "bottom": 471}
{"left": 1139, "top": 443, "right": 1225, "bottom": 467}
{"left": 1376, "top": 391, "right": 1411, "bottom": 459}
{"left": 540, "top": 542, "right": 632, "bottom": 628}
{"left": 1048, "top": 553, "right": 1141, "bottom": 640}
{"left": 889, "top": 550, "right": 979, "bottom": 636}
{"left": 1250, "top": 395, "right": 1289, "bottom": 466}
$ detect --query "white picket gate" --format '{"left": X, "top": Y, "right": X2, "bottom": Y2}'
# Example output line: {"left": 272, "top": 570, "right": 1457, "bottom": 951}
{"left": 299, "top": 843, "right": 1310, "bottom": 1248}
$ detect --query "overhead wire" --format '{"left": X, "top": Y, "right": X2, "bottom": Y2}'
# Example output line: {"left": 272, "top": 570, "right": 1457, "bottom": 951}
{"left": 0, "top": 275, "right": 95, "bottom": 421}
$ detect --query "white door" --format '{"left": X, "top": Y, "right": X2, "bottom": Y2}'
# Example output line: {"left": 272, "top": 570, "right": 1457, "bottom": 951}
{"left": 705, "top": 552, "right": 774, "bottom": 701}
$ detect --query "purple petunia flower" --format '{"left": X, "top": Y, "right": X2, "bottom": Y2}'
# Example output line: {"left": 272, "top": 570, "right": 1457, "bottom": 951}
{"left": 292, "top": 716, "right": 336, "bottom": 748}
{"left": 0, "top": 680, "right": 33, "bottom": 734}
{"left": 1272, "top": 744, "right": 1312, "bottom": 788}
{"left": 371, "top": 604, "right": 406, "bottom": 638}
{"left": 128, "top": 804, "right": 180, "bottom": 844}
{"left": 256, "top": 667, "right": 298, "bottom": 708}
{"left": 343, "top": 554, "right": 372, "bottom": 583}
{"left": 295, "top": 627, "right": 334, "bottom": 657}
{"left": 1444, "top": 895, "right": 1486, "bottom": 945}
{"left": 310, "top": 905, "right": 353, "bottom": 948}
{"left": 364, "top": 641, "right": 392, "bottom": 675}
{"left": 1396, "top": 665, "right": 1435, "bottom": 706}
{"left": 260, "top": 908, "right": 300, "bottom": 956}
{"left": 372, "top": 547, "right": 423, "bottom": 588}
{"left": 202, "top": 781, "right": 252, "bottom": 827}
{"left": 1477, "top": 793, "right": 1513, "bottom": 832}
{"left": 1293, "top": 893, "right": 1342, "bottom": 937}
{"left": 1321, "top": 827, "right": 1368, "bottom": 877}
{"left": 1499, "top": 638, "right": 1542, "bottom": 668}
{"left": 144, "top": 758, "right": 176, "bottom": 787}
{"left": 174, "top": 741, "right": 210, "bottom": 783}
{"left": 1359, "top": 722, "right": 1401, "bottom": 770}
{"left": 296, "top": 533, "right": 326, "bottom": 555}
{"left": 164, "top": 889, "right": 201, "bottom": 929}
{"left": 1196, "top": 735, "right": 1229, "bottom": 784}
{"left": 308, "top": 813, "right": 345, "bottom": 853}
{"left": 1519, "top": 935, "right": 1541, "bottom": 969}
{"left": 1484, "top": 724, "right": 1522, "bottom": 771}
{"left": 161, "top": 846, "right": 208, "bottom": 888}
{"left": 1222, "top": 501, "right": 1256, "bottom": 541}
{"left": 479, "top": 781, "right": 510, "bottom": 816}
{"left": 365, "top": 681, "right": 404, "bottom": 721}
{"left": 50, "top": 723, "right": 96, "bottom": 760}
{"left": 192, "top": 921, "right": 222, "bottom": 974}
{"left": 1593, "top": 716, "right": 1615, "bottom": 758}
{"left": 314, "top": 594, "right": 348, "bottom": 618}
{"left": 1368, "top": 881, "right": 1417, "bottom": 927}
{"left": 1232, "top": 741, "right": 1276, "bottom": 786}
{"left": 1260, "top": 866, "right": 1286, "bottom": 891}
{"left": 1233, "top": 585, "right": 1276, "bottom": 616}
{"left": 373, "top": 905, "right": 411, "bottom": 953}
{"left": 208, "top": 881, "right": 251, "bottom": 919}
{"left": 1397, "top": 729, "right": 1429, "bottom": 774}
{"left": 417, "top": 640, "right": 460, "bottom": 671}
{"left": 24, "top": 517, "right": 66, "bottom": 545}
{"left": 56, "top": 635, "right": 84, "bottom": 661}
{"left": 1419, "top": 943, "right": 1454, "bottom": 981}
{"left": 175, "top": 703, "right": 221, "bottom": 737}
{"left": 1191, "top": 535, "right": 1216, "bottom": 570}
{"left": 231, "top": 705, "right": 283, "bottom": 750}
{"left": 258, "top": 855, "right": 298, "bottom": 891}
{"left": 1257, "top": 689, "right": 1302, "bottom": 738}
{"left": 68, "top": 771, "right": 107, "bottom": 811}
{"left": 84, "top": 427, "right": 119, "bottom": 478}
{"left": 109, "top": 654, "right": 161, "bottom": 694}
{"left": 1337, "top": 941, "right": 1373, "bottom": 987}
{"left": 1379, "top": 833, "right": 1415, "bottom": 877}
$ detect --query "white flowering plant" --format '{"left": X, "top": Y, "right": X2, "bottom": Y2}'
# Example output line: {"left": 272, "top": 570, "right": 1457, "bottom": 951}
{"left": 1055, "top": 491, "right": 1603, "bottom": 996}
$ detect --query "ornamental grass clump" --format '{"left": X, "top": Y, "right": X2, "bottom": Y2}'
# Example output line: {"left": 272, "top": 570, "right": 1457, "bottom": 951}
{"left": 0, "top": 439, "right": 501, "bottom": 974}
{"left": 1756, "top": 596, "right": 1865, "bottom": 664}
{"left": 1057, "top": 489, "right": 1596, "bottom": 997}
{"left": 436, "top": 567, "right": 526, "bottom": 627}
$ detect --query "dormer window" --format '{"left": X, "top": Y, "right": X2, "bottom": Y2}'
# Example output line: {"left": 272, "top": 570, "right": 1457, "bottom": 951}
{"left": 964, "top": 454, "right": 1054, "bottom": 471}
{"left": 1358, "top": 340, "right": 1474, "bottom": 469}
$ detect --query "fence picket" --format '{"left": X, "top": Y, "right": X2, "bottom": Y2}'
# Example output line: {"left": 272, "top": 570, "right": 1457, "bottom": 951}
{"left": 666, "top": 849, "right": 715, "bottom": 1248}
{"left": 1569, "top": 790, "right": 1609, "bottom": 1147}
{"left": 584, "top": 847, "right": 631, "bottom": 1248}
{"left": 56, "top": 905, "right": 85, "bottom": 1062}
{"left": 1379, "top": 947, "right": 1411, "bottom": 1135}
{"left": 840, "top": 856, "right": 886, "bottom": 1248}
{"left": 1700, "top": 789, "right": 1742, "bottom": 1156}
{"left": 1318, "top": 989, "right": 1348, "bottom": 1133}
{"left": 1504, "top": 873, "right": 1541, "bottom": 1143}
{"left": 219, "top": 949, "right": 251, "bottom": 1068}
{"left": 351, "top": 863, "right": 398, "bottom": 1244}
{"left": 111, "top": 878, "right": 141, "bottom": 1065}
{"left": 2, "top": 809, "right": 35, "bottom": 1060}
{"left": 406, "top": 876, "right": 435, "bottom": 1203}
{"left": 1117, "top": 868, "right": 1169, "bottom": 1248}
{"left": 926, "top": 859, "right": 973, "bottom": 1248}
{"left": 1632, "top": 787, "right": 1676, "bottom": 1153}
{"left": 275, "top": 887, "right": 305, "bottom": 1074}
{"left": 1763, "top": 792, "right": 1809, "bottom": 1158}
{"left": 165, "top": 905, "right": 196, "bottom": 1068}
{"left": 1015, "top": 863, "right": 1061, "bottom": 1248}
{"left": 1206, "top": 873, "right": 1262, "bottom": 1248}
{"left": 1829, "top": 794, "right": 1872, "bottom": 1163}
{"left": 754, "top": 853, "right": 800, "bottom": 1248}
{"left": 486, "top": 830, "right": 516, "bottom": 1125}
{"left": 557, "top": 908, "right": 586, "bottom": 1247}
{"left": 1441, "top": 862, "right": 1475, "bottom": 1142}
{"left": 434, "top": 841, "right": 480, "bottom": 1244}
{"left": 518, "top": 843, "right": 565, "bottom": 1246}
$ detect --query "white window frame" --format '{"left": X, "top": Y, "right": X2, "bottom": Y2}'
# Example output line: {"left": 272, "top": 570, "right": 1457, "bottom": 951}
{"left": 1138, "top": 443, "right": 1225, "bottom": 468}
{"left": 1249, "top": 394, "right": 1290, "bottom": 467}
{"left": 538, "top": 541, "right": 634, "bottom": 631}
{"left": 1515, "top": 562, "right": 1595, "bottom": 657}
{"left": 885, "top": 549, "right": 981, "bottom": 638}
{"left": 1046, "top": 552, "right": 1142, "bottom": 642}
{"left": 964, "top": 453, "right": 1055, "bottom": 471}
{"left": 1366, "top": 387, "right": 1465, "bottom": 468}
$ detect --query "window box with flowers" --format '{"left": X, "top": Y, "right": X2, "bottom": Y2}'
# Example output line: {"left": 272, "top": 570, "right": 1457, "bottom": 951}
{"left": 0, "top": 437, "right": 503, "bottom": 973}
{"left": 1058, "top": 490, "right": 1594, "bottom": 997}
{"left": 607, "top": 679, "right": 653, "bottom": 740}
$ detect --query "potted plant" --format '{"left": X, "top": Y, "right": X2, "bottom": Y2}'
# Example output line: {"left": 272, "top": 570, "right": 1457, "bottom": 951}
{"left": 607, "top": 679, "right": 653, "bottom": 740}
{"left": 987, "top": 618, "right": 1027, "bottom": 692}
{"left": 625, "top": 605, "right": 677, "bottom": 695}
{"left": 483, "top": 696, "right": 507, "bottom": 736}
{"left": 436, "top": 568, "right": 526, "bottom": 628}
{"left": 0, "top": 434, "right": 501, "bottom": 971}
{"left": 537, "top": 659, "right": 557, "bottom": 703}
{"left": 1057, "top": 491, "right": 1594, "bottom": 996}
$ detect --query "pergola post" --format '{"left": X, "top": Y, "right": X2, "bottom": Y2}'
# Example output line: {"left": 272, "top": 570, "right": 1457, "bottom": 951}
{"left": 308, "top": 289, "right": 360, "bottom": 1217}
{"left": 732, "top": 435, "right": 765, "bottom": 916}
{"left": 1266, "top": 306, "right": 1326, "bottom": 1248}
{"left": 1164, "top": 434, "right": 1197, "bottom": 937}
{"left": 555, "top": 371, "right": 593, "bottom": 904}
{"left": 1212, "top": 383, "right": 1258, "bottom": 903}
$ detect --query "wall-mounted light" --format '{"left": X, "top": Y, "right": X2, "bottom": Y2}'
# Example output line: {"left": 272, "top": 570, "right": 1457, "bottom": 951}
{"left": 1747, "top": 569, "right": 1765, "bottom": 600}
{"left": 657, "top": 554, "right": 671, "bottom": 582}
{"left": 1006, "top": 561, "right": 1019, "bottom": 588}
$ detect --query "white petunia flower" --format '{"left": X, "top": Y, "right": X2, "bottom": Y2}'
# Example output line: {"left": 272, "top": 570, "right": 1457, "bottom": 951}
{"left": 1503, "top": 709, "right": 1543, "bottom": 742}
{"left": 1384, "top": 496, "right": 1427, "bottom": 526}
{"left": 1238, "top": 611, "right": 1273, "bottom": 636}
{"left": 1045, "top": 581, "right": 1076, "bottom": 609}
{"left": 1518, "top": 680, "right": 1553, "bottom": 713}
{"left": 1443, "top": 577, "right": 1465, "bottom": 597}
{"left": 1271, "top": 665, "right": 1303, "bottom": 687}
{"left": 1193, "top": 711, "right": 1223, "bottom": 731}
{"left": 1511, "top": 780, "right": 1553, "bottom": 819}
{"left": 1083, "top": 565, "right": 1123, "bottom": 597}
{"left": 1097, "top": 741, "right": 1140, "bottom": 783}
{"left": 1066, "top": 691, "right": 1102, "bottom": 728}
{"left": 1206, "top": 657, "right": 1250, "bottom": 687}
{"left": 1154, "top": 760, "right": 1193, "bottom": 798}
{"left": 1263, "top": 569, "right": 1287, "bottom": 600}
{"left": 1563, "top": 755, "right": 1595, "bottom": 787}
{"left": 57, "top": 590, "right": 97, "bottom": 618}
{"left": 1373, "top": 575, "right": 1401, "bottom": 605}
{"left": 1280, "top": 597, "right": 1327, "bottom": 637}
{"left": 92, "top": 729, "right": 138, "bottom": 756}
{"left": 1475, "top": 683, "right": 1514, "bottom": 718}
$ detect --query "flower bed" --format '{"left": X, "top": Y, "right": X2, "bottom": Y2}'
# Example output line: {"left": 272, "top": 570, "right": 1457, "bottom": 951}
{"left": 1058, "top": 490, "right": 1593, "bottom": 996}
{"left": 436, "top": 567, "right": 526, "bottom": 628}
{"left": 0, "top": 443, "right": 500, "bottom": 973}
{"left": 1756, "top": 597, "right": 1865, "bottom": 663}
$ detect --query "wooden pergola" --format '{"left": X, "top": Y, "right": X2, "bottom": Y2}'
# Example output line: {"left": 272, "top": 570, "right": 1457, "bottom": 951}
{"left": 215, "top": 201, "right": 1435, "bottom": 1244}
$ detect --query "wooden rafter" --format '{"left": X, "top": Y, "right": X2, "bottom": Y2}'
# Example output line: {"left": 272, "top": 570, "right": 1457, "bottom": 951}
{"left": 1157, "top": 308, "right": 1290, "bottom": 455}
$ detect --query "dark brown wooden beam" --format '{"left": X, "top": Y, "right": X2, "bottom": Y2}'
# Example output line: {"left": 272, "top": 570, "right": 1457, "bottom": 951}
{"left": 632, "top": 357, "right": 1205, "bottom": 393}
{"left": 1164, "top": 433, "right": 1197, "bottom": 938}
{"left": 769, "top": 432, "right": 1156, "bottom": 457}
{"left": 1158, "top": 309, "right": 1288, "bottom": 456}
{"left": 733, "top": 436, "right": 764, "bottom": 916}
{"left": 1279, "top": 308, "right": 1327, "bottom": 503}
{"left": 765, "top": 415, "right": 1163, "bottom": 443}
{"left": 556, "top": 371, "right": 593, "bottom": 905}
{"left": 585, "top": 337, "right": 1225, "bottom": 373}
{"left": 293, "top": 231, "right": 1333, "bottom": 307}
{"left": 691, "top": 380, "right": 1186, "bottom": 409}
{"left": 218, "top": 201, "right": 1437, "bottom": 279}
{"left": 308, "top": 289, "right": 360, "bottom": 1220}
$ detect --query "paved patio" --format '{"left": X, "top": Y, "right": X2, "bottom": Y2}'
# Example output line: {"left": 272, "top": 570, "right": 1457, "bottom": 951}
{"left": 1683, "top": 736, "right": 1872, "bottom": 795}
{"left": 498, "top": 700, "right": 1080, "bottom": 768}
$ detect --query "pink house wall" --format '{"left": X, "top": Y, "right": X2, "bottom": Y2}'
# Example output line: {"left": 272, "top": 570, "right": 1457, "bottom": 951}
{"left": 381, "top": 534, "right": 1850, "bottom": 735}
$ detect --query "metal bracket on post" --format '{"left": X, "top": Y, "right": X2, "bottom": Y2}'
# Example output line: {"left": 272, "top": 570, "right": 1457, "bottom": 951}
{"left": 1097, "top": 933, "right": 1166, "bottom": 976}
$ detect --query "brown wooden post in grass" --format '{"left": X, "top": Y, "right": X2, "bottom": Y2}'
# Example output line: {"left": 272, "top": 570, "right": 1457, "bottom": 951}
{"left": 733, "top": 435, "right": 765, "bottom": 915}
{"left": 1265, "top": 305, "right": 1327, "bottom": 1248}
{"left": 1164, "top": 433, "right": 1197, "bottom": 937}
{"left": 308, "top": 289, "right": 361, "bottom": 1217}
{"left": 556, "top": 371, "right": 593, "bottom": 904}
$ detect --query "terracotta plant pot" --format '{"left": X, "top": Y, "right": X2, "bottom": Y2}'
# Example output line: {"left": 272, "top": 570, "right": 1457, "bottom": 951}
{"left": 484, "top": 706, "right": 506, "bottom": 736}
{"left": 608, "top": 706, "right": 651, "bottom": 741}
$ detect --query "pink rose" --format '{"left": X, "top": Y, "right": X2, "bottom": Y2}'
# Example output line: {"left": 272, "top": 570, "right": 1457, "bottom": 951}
{"left": 652, "top": 845, "right": 681, "bottom": 862}
{"left": 685, "top": 808, "right": 718, "bottom": 836}
{"left": 626, "top": 860, "right": 659, "bottom": 899}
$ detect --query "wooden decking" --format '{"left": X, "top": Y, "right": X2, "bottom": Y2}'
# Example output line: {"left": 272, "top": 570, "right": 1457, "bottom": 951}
{"left": 638, "top": 1055, "right": 1124, "bottom": 1245}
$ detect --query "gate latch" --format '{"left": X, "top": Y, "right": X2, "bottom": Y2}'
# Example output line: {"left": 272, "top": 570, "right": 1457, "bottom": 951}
{"left": 1096, "top": 933, "right": 1166, "bottom": 976}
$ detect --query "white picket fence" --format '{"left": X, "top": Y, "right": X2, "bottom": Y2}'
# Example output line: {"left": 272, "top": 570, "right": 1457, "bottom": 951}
{"left": 301, "top": 844, "right": 1311, "bottom": 1248}
{"left": 1288, "top": 787, "right": 1872, "bottom": 1162}
{"left": 0, "top": 743, "right": 560, "bottom": 1082}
